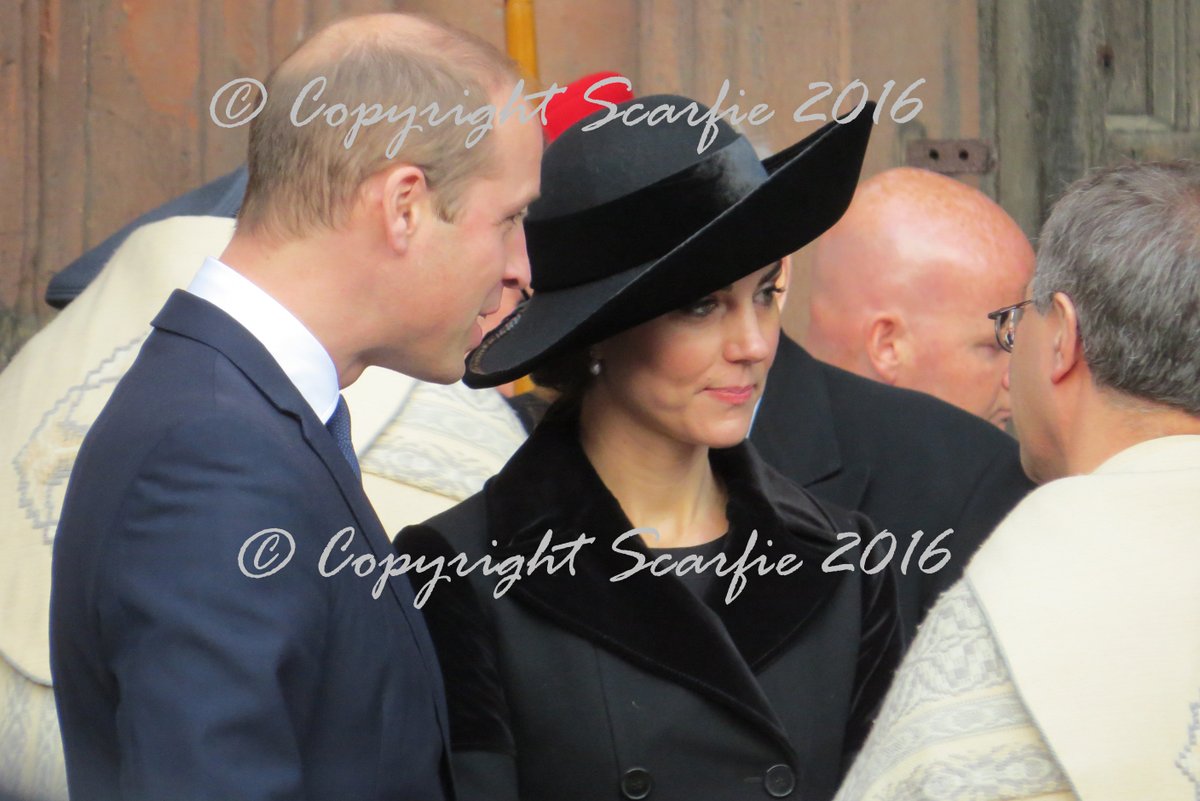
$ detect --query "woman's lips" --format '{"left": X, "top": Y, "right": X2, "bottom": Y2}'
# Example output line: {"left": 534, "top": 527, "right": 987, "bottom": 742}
{"left": 705, "top": 385, "right": 755, "bottom": 405}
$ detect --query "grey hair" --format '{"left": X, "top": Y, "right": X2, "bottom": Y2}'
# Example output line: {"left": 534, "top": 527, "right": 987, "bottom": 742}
{"left": 1032, "top": 161, "right": 1200, "bottom": 415}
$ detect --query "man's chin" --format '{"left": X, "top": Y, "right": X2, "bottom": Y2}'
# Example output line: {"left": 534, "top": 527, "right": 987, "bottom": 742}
{"left": 427, "top": 361, "right": 467, "bottom": 385}
{"left": 376, "top": 353, "right": 465, "bottom": 386}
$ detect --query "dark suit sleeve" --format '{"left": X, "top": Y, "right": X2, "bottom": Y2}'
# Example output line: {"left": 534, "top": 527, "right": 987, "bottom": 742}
{"left": 96, "top": 415, "right": 327, "bottom": 801}
{"left": 840, "top": 510, "right": 905, "bottom": 767}
{"left": 919, "top": 445, "right": 1034, "bottom": 611}
{"left": 395, "top": 524, "right": 519, "bottom": 801}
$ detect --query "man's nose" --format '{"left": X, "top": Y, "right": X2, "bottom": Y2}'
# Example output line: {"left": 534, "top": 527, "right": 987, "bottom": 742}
{"left": 504, "top": 226, "right": 532, "bottom": 290}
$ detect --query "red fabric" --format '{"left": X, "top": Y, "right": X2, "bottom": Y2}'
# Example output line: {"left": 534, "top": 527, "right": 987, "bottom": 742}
{"left": 542, "top": 71, "right": 634, "bottom": 142}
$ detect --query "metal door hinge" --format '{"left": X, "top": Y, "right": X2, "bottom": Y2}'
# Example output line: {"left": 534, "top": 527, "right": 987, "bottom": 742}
{"left": 905, "top": 138, "right": 994, "bottom": 174}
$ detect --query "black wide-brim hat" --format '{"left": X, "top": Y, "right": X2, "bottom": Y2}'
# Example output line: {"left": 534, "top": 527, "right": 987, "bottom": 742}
{"left": 463, "top": 94, "right": 875, "bottom": 388}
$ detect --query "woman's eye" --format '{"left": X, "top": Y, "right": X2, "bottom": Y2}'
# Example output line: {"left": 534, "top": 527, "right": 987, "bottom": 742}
{"left": 679, "top": 297, "right": 718, "bottom": 317}
{"left": 756, "top": 284, "right": 785, "bottom": 304}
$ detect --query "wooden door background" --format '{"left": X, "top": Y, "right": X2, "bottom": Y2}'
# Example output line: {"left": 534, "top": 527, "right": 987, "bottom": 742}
{"left": 7, "top": 0, "right": 1193, "bottom": 369}
{"left": 0, "top": 0, "right": 985, "bottom": 367}
{"left": 985, "top": 0, "right": 1200, "bottom": 238}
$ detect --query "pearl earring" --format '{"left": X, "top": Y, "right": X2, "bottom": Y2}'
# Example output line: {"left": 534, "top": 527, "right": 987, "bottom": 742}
{"left": 589, "top": 358, "right": 602, "bottom": 376}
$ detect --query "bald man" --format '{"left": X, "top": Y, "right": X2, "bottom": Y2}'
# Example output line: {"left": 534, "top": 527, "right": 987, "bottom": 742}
{"left": 750, "top": 170, "right": 1035, "bottom": 637}
{"left": 806, "top": 167, "right": 1034, "bottom": 428}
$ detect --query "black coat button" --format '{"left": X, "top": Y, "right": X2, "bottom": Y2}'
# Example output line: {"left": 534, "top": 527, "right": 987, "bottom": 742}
{"left": 620, "top": 767, "right": 653, "bottom": 799}
{"left": 764, "top": 764, "right": 795, "bottom": 797}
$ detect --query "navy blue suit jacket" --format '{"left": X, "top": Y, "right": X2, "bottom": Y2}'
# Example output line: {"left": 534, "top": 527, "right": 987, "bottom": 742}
{"left": 50, "top": 290, "right": 451, "bottom": 801}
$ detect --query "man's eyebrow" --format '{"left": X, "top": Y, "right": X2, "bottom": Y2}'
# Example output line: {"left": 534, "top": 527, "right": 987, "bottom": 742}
{"left": 505, "top": 194, "right": 538, "bottom": 219}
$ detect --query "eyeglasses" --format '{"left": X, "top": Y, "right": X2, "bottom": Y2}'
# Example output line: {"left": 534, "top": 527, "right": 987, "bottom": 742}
{"left": 987, "top": 299, "right": 1034, "bottom": 353}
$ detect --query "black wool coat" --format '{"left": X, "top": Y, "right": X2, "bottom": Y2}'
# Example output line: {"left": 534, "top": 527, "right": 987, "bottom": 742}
{"left": 751, "top": 337, "right": 1035, "bottom": 636}
{"left": 396, "top": 415, "right": 903, "bottom": 801}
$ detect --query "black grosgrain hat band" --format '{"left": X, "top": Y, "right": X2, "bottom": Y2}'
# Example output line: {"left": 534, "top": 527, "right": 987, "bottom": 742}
{"left": 528, "top": 137, "right": 766, "bottom": 292}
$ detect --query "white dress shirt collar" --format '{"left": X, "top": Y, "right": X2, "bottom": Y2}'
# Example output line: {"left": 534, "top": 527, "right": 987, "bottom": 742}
{"left": 187, "top": 256, "right": 340, "bottom": 422}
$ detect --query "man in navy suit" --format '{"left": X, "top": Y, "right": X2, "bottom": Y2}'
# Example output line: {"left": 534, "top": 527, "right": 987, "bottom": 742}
{"left": 50, "top": 13, "right": 542, "bottom": 801}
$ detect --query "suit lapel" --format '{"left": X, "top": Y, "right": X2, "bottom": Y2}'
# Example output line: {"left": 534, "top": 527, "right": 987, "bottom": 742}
{"left": 151, "top": 291, "right": 449, "bottom": 728}
{"left": 752, "top": 337, "right": 871, "bottom": 508}
{"left": 486, "top": 416, "right": 847, "bottom": 758}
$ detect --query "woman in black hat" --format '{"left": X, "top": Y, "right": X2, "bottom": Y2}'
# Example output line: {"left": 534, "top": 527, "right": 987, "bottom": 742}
{"left": 396, "top": 96, "right": 902, "bottom": 801}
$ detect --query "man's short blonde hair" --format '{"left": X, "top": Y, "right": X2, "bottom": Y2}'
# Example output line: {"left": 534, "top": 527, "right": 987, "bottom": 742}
{"left": 238, "top": 14, "right": 520, "bottom": 240}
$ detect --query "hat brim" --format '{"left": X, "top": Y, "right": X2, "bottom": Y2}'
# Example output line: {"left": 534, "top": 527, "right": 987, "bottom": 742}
{"left": 464, "top": 106, "right": 874, "bottom": 388}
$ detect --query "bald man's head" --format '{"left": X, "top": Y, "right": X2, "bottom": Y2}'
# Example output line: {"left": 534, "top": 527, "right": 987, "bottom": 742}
{"left": 807, "top": 167, "right": 1033, "bottom": 427}
{"left": 239, "top": 13, "right": 519, "bottom": 241}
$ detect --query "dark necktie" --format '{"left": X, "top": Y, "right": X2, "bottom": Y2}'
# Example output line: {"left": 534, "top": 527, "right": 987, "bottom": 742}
{"left": 325, "top": 395, "right": 361, "bottom": 478}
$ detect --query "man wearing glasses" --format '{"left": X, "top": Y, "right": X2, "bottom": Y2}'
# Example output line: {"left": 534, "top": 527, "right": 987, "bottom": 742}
{"left": 987, "top": 298, "right": 1033, "bottom": 353}
{"left": 835, "top": 160, "right": 1200, "bottom": 801}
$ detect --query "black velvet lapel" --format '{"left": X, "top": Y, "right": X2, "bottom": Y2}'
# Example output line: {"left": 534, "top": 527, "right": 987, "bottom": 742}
{"left": 150, "top": 291, "right": 448, "bottom": 720}
{"left": 484, "top": 414, "right": 849, "bottom": 757}
{"left": 751, "top": 337, "right": 871, "bottom": 508}
{"left": 710, "top": 445, "right": 850, "bottom": 669}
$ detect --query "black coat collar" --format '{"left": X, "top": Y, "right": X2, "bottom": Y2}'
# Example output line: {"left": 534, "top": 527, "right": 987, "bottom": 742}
{"left": 752, "top": 336, "right": 870, "bottom": 504}
{"left": 485, "top": 413, "right": 847, "bottom": 756}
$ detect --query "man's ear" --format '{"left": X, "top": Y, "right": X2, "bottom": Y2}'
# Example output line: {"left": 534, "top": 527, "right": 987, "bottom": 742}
{"left": 1048, "top": 292, "right": 1082, "bottom": 383}
{"left": 865, "top": 313, "right": 908, "bottom": 384}
{"left": 378, "top": 164, "right": 431, "bottom": 254}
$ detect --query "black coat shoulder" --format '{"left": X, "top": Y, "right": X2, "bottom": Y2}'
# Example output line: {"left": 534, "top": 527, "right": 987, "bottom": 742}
{"left": 753, "top": 337, "right": 1034, "bottom": 628}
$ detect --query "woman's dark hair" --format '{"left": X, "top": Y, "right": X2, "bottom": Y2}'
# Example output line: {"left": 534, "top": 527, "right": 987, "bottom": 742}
{"left": 531, "top": 347, "right": 594, "bottom": 422}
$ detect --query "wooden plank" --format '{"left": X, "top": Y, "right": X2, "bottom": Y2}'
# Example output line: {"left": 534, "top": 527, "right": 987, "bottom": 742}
{"left": 978, "top": 0, "right": 999, "bottom": 201}
{"left": 636, "top": 0, "right": 694, "bottom": 95}
{"left": 1104, "top": 0, "right": 1149, "bottom": 116}
{"left": 1190, "top": 0, "right": 1200, "bottom": 128}
{"left": 35, "top": 0, "right": 89, "bottom": 304}
{"left": 692, "top": 0, "right": 734, "bottom": 104}
{"left": 18, "top": 0, "right": 40, "bottom": 329}
{"left": 310, "top": 0, "right": 344, "bottom": 29}
{"left": 85, "top": 0, "right": 203, "bottom": 249}
{"left": 993, "top": 0, "right": 1043, "bottom": 238}
{"left": 535, "top": 0, "right": 638, "bottom": 89}
{"left": 201, "top": 0, "right": 270, "bottom": 180}
{"left": 269, "top": 0, "right": 310, "bottom": 67}
{"left": 1189, "top": 0, "right": 1200, "bottom": 129}
{"left": 1147, "top": 0, "right": 1176, "bottom": 125}
{"left": 1108, "top": 128, "right": 1200, "bottom": 160}
{"left": 1039, "top": 0, "right": 1107, "bottom": 209}
{"left": 307, "top": 0, "right": 398, "bottom": 28}
{"left": 0, "top": 0, "right": 30, "bottom": 317}
{"left": 0, "top": 0, "right": 33, "bottom": 365}
{"left": 340, "top": 0, "right": 395, "bottom": 17}
{"left": 403, "top": 0, "right": 505, "bottom": 46}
